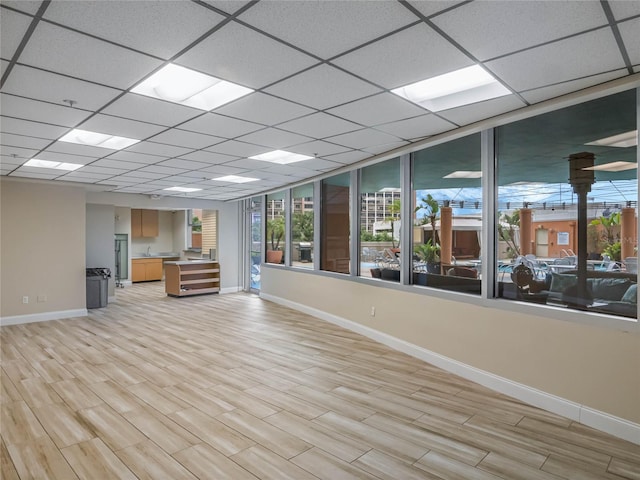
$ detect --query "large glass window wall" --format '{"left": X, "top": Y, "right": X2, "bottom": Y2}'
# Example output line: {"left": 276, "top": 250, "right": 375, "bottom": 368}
{"left": 291, "top": 184, "right": 314, "bottom": 269}
{"left": 265, "top": 190, "right": 286, "bottom": 265}
{"left": 321, "top": 173, "right": 351, "bottom": 274}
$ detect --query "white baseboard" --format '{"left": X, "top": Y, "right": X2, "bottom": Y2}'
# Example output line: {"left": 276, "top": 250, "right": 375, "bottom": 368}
{"left": 0, "top": 309, "right": 88, "bottom": 327}
{"left": 220, "top": 286, "right": 241, "bottom": 294}
{"left": 261, "top": 293, "right": 640, "bottom": 446}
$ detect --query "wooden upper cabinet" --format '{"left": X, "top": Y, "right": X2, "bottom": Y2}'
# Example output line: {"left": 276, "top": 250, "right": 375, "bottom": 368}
{"left": 131, "top": 209, "right": 158, "bottom": 237}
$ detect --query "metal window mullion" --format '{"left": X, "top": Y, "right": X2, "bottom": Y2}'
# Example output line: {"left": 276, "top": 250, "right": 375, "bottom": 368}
{"left": 285, "top": 189, "right": 292, "bottom": 266}
{"left": 400, "top": 153, "right": 412, "bottom": 285}
{"left": 313, "top": 180, "right": 321, "bottom": 271}
{"left": 261, "top": 196, "right": 267, "bottom": 265}
{"left": 350, "top": 170, "right": 360, "bottom": 277}
{"left": 481, "top": 128, "right": 497, "bottom": 299}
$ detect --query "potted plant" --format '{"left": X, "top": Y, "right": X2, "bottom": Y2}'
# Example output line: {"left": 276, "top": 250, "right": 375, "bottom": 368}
{"left": 266, "top": 217, "right": 285, "bottom": 264}
{"left": 415, "top": 239, "right": 441, "bottom": 274}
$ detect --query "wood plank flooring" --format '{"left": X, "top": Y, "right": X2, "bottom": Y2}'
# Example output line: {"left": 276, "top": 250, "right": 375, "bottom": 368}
{"left": 2, "top": 282, "right": 639, "bottom": 479}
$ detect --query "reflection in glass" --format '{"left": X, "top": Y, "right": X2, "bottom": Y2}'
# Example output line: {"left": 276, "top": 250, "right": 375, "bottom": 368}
{"left": 496, "top": 89, "right": 637, "bottom": 319}
{"left": 321, "top": 173, "right": 350, "bottom": 274}
{"left": 250, "top": 197, "right": 261, "bottom": 290}
{"left": 266, "top": 191, "right": 286, "bottom": 264}
{"left": 412, "top": 133, "right": 482, "bottom": 294}
{"left": 292, "top": 184, "right": 314, "bottom": 269}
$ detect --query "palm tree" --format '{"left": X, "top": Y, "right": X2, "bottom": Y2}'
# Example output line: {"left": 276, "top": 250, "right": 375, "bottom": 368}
{"left": 384, "top": 199, "right": 402, "bottom": 248}
{"left": 416, "top": 194, "right": 440, "bottom": 245}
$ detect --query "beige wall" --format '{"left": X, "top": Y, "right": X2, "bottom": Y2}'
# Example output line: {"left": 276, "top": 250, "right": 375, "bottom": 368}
{"left": 131, "top": 210, "right": 176, "bottom": 254}
{"left": 261, "top": 267, "right": 640, "bottom": 424}
{"left": 1, "top": 180, "right": 86, "bottom": 317}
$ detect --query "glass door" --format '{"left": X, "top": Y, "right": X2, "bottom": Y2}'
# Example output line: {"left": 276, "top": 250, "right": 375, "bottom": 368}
{"left": 246, "top": 197, "right": 262, "bottom": 292}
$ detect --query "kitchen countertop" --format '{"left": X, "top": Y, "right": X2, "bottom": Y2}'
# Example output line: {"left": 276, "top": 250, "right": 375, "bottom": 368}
{"left": 131, "top": 254, "right": 181, "bottom": 259}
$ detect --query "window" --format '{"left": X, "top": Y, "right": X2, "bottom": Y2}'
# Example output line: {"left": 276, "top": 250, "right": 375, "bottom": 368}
{"left": 187, "top": 208, "right": 202, "bottom": 250}
{"left": 292, "top": 184, "right": 314, "bottom": 268}
{"left": 321, "top": 173, "right": 351, "bottom": 274}
{"left": 359, "top": 158, "right": 401, "bottom": 281}
{"left": 412, "top": 133, "right": 482, "bottom": 294}
{"left": 266, "top": 191, "right": 286, "bottom": 264}
{"left": 496, "top": 89, "right": 637, "bottom": 319}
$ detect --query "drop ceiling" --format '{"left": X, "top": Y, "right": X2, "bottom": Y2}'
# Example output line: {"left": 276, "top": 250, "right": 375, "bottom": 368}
{"left": 1, "top": 0, "right": 638, "bottom": 201}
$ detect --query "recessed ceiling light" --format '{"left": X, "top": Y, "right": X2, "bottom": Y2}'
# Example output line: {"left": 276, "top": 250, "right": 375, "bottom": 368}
{"left": 391, "top": 65, "right": 511, "bottom": 112}
{"left": 583, "top": 161, "right": 637, "bottom": 172}
{"left": 443, "top": 170, "right": 483, "bottom": 179}
{"left": 212, "top": 175, "right": 259, "bottom": 183}
{"left": 59, "top": 129, "right": 140, "bottom": 150}
{"left": 132, "top": 64, "right": 254, "bottom": 111}
{"left": 24, "top": 158, "right": 83, "bottom": 171}
{"left": 163, "top": 186, "right": 202, "bottom": 193}
{"left": 249, "top": 150, "right": 313, "bottom": 165}
{"left": 585, "top": 130, "right": 638, "bottom": 148}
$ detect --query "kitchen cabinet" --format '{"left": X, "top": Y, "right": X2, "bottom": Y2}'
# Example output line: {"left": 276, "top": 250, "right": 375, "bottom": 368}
{"left": 131, "top": 209, "right": 158, "bottom": 238}
{"left": 132, "top": 258, "right": 163, "bottom": 282}
{"left": 165, "top": 260, "right": 220, "bottom": 296}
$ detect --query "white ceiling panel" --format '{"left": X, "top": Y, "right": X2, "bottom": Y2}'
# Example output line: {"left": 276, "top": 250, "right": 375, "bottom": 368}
{"left": 438, "top": 95, "right": 526, "bottom": 126}
{"left": 177, "top": 150, "right": 239, "bottom": 164}
{"left": 327, "top": 93, "right": 427, "bottom": 127}
{"left": 1, "top": 9, "right": 32, "bottom": 60}
{"left": 486, "top": 29, "right": 626, "bottom": 92}
{"left": 46, "top": 140, "right": 111, "bottom": 158}
{"left": 311, "top": 128, "right": 401, "bottom": 150}
{"left": 332, "top": 23, "right": 473, "bottom": 89}
{"left": 89, "top": 158, "right": 143, "bottom": 170}
{"left": 278, "top": 113, "right": 362, "bottom": 139}
{"left": 406, "top": 1, "right": 466, "bottom": 18}
{"left": 33, "top": 150, "right": 94, "bottom": 165}
{"left": 203, "top": 139, "right": 271, "bottom": 157}
{"left": 147, "top": 129, "right": 224, "bottom": 150}
{"left": 200, "top": 164, "right": 250, "bottom": 175}
{"left": 102, "top": 94, "right": 202, "bottom": 127}
{"left": 79, "top": 114, "right": 166, "bottom": 140}
{"left": 179, "top": 113, "right": 263, "bottom": 138}
{"left": 72, "top": 166, "right": 126, "bottom": 175}
{"left": 0, "top": 94, "right": 92, "bottom": 127}
{"left": 432, "top": 1, "right": 608, "bottom": 61}
{"left": 619, "top": 17, "right": 640, "bottom": 65}
{"left": 108, "top": 150, "right": 166, "bottom": 164}
{"left": 175, "top": 22, "right": 317, "bottom": 89}
{"left": 238, "top": 0, "right": 418, "bottom": 59}
{"left": 299, "top": 158, "right": 345, "bottom": 171}
{"left": 0, "top": 59, "right": 8, "bottom": 77}
{"left": 519, "top": 69, "right": 630, "bottom": 104}
{"left": 609, "top": 1, "right": 640, "bottom": 21}
{"left": 2, "top": 1, "right": 41, "bottom": 15}
{"left": 44, "top": 1, "right": 224, "bottom": 60}
{"left": 120, "top": 170, "right": 167, "bottom": 180}
{"left": 1, "top": 116, "right": 68, "bottom": 139}
{"left": 62, "top": 175, "right": 114, "bottom": 183}
{"left": 265, "top": 64, "right": 382, "bottom": 110}
{"left": 12, "top": 169, "right": 58, "bottom": 180}
{"left": 95, "top": 176, "right": 138, "bottom": 185}
{"left": 19, "top": 22, "right": 162, "bottom": 89}
{"left": 372, "top": 114, "right": 455, "bottom": 140}
{"left": 323, "top": 150, "right": 372, "bottom": 165}
{"left": 285, "top": 140, "right": 351, "bottom": 157}
{"left": 236, "top": 127, "right": 312, "bottom": 149}
{"left": 137, "top": 165, "right": 187, "bottom": 175}
{"left": 1, "top": 147, "right": 38, "bottom": 165}
{"left": 219, "top": 158, "right": 273, "bottom": 170}
{"left": 361, "top": 140, "right": 409, "bottom": 155}
{"left": 125, "top": 141, "right": 193, "bottom": 158}
{"left": 215, "top": 93, "right": 314, "bottom": 126}
{"left": 155, "top": 158, "right": 208, "bottom": 170}
{"left": 1, "top": 134, "right": 48, "bottom": 151}
{"left": 1, "top": 65, "right": 122, "bottom": 111}
{"left": 201, "top": 1, "right": 251, "bottom": 14}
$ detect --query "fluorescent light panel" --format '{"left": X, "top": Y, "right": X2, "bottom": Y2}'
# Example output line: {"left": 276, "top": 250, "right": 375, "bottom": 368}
{"left": 24, "top": 158, "right": 83, "bottom": 171}
{"left": 585, "top": 130, "right": 638, "bottom": 148}
{"left": 583, "top": 161, "right": 637, "bottom": 172}
{"left": 443, "top": 170, "right": 482, "bottom": 179}
{"left": 163, "top": 186, "right": 202, "bottom": 192}
{"left": 391, "top": 65, "right": 511, "bottom": 112}
{"left": 59, "top": 129, "right": 139, "bottom": 150}
{"left": 249, "top": 150, "right": 313, "bottom": 165}
{"left": 212, "top": 175, "right": 259, "bottom": 183}
{"left": 132, "top": 64, "right": 253, "bottom": 111}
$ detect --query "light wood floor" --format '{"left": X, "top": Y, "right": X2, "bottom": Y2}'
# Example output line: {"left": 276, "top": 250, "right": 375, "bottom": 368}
{"left": 2, "top": 282, "right": 639, "bottom": 480}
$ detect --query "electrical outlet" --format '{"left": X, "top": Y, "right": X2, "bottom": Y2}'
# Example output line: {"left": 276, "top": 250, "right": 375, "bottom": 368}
{"left": 37, "top": 295, "right": 47, "bottom": 303}
{"left": 370, "top": 306, "right": 375, "bottom": 316}
{"left": 22, "top": 296, "right": 29, "bottom": 304}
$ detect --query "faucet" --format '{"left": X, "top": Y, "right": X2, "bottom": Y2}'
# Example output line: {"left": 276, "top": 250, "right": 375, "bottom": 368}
{"left": 147, "top": 245, "right": 151, "bottom": 256}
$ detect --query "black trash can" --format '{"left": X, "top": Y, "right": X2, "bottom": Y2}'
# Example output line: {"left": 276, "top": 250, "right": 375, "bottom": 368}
{"left": 86, "top": 268, "right": 111, "bottom": 309}
{"left": 298, "top": 242, "right": 312, "bottom": 262}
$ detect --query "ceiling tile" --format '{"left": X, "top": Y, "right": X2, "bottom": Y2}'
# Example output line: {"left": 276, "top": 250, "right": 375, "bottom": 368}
{"left": 1, "top": 117, "right": 69, "bottom": 139}
{"left": 619, "top": 17, "right": 640, "bottom": 65}
{"left": 222, "top": 158, "right": 274, "bottom": 170}
{"left": 203, "top": 140, "right": 269, "bottom": 157}
{"left": 1, "top": 146, "right": 40, "bottom": 164}
{"left": 0, "top": 59, "right": 8, "bottom": 77}
{"left": 215, "top": 93, "right": 314, "bottom": 126}
{"left": 285, "top": 140, "right": 351, "bottom": 157}
{"left": 147, "top": 129, "right": 225, "bottom": 150}
{"left": 298, "top": 157, "right": 345, "bottom": 171}
{"left": 175, "top": 22, "right": 317, "bottom": 89}
{"left": 486, "top": 29, "right": 626, "bottom": 92}
{"left": 0, "top": 64, "right": 122, "bottom": 111}
{"left": 156, "top": 158, "right": 210, "bottom": 170}
{"left": 1, "top": 9, "right": 32, "bottom": 60}
{"left": 96, "top": 176, "right": 138, "bottom": 185}
{"left": 44, "top": 0, "right": 224, "bottom": 60}
{"left": 327, "top": 93, "right": 427, "bottom": 127}
{"left": 89, "top": 158, "right": 142, "bottom": 170}
{"left": 34, "top": 150, "right": 94, "bottom": 165}
{"left": 373, "top": 114, "right": 456, "bottom": 140}
{"left": 178, "top": 150, "right": 240, "bottom": 164}
{"left": 432, "top": 1, "right": 608, "bottom": 61}
{"left": 1, "top": 133, "right": 50, "bottom": 150}
{"left": 278, "top": 112, "right": 362, "bottom": 139}
{"left": 312, "top": 128, "right": 402, "bottom": 150}
{"left": 179, "top": 113, "right": 263, "bottom": 138}
{"left": 0, "top": 94, "right": 92, "bottom": 127}
{"left": 2, "top": 1, "right": 41, "bottom": 15}
{"left": 265, "top": 64, "right": 382, "bottom": 110}
{"left": 609, "top": 1, "right": 640, "bottom": 20}
{"left": 201, "top": 1, "right": 252, "bottom": 14}
{"left": 406, "top": 1, "right": 467, "bottom": 18}
{"left": 19, "top": 22, "right": 162, "bottom": 89}
{"left": 332, "top": 23, "right": 473, "bottom": 89}
{"left": 323, "top": 150, "right": 371, "bottom": 164}
{"left": 137, "top": 165, "right": 187, "bottom": 175}
{"left": 200, "top": 164, "right": 250, "bottom": 175}
{"left": 46, "top": 140, "right": 111, "bottom": 158}
{"left": 79, "top": 114, "right": 166, "bottom": 139}
{"left": 121, "top": 170, "right": 168, "bottom": 180}
{"left": 125, "top": 141, "right": 193, "bottom": 158}
{"left": 108, "top": 150, "right": 166, "bottom": 164}
{"left": 238, "top": 0, "right": 418, "bottom": 59}
{"left": 438, "top": 95, "right": 527, "bottom": 126}
{"left": 519, "top": 69, "right": 630, "bottom": 104}
{"left": 102, "top": 94, "right": 203, "bottom": 127}
{"left": 11, "top": 169, "right": 58, "bottom": 180}
{"left": 73, "top": 165, "right": 125, "bottom": 175}
{"left": 236, "top": 127, "right": 312, "bottom": 149}
{"left": 361, "top": 140, "right": 409, "bottom": 155}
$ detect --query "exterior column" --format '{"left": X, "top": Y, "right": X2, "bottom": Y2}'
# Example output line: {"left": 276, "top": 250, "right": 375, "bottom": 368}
{"left": 519, "top": 208, "right": 533, "bottom": 256}
{"left": 440, "top": 206, "right": 453, "bottom": 269}
{"left": 621, "top": 207, "right": 636, "bottom": 261}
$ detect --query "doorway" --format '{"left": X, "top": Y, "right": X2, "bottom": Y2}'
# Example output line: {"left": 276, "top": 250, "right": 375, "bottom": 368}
{"left": 536, "top": 228, "right": 549, "bottom": 257}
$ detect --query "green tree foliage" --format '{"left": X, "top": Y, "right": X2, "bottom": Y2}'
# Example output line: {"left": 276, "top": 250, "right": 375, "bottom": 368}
{"left": 267, "top": 217, "right": 285, "bottom": 250}
{"left": 497, "top": 211, "right": 520, "bottom": 259}
{"left": 292, "top": 212, "right": 314, "bottom": 242}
